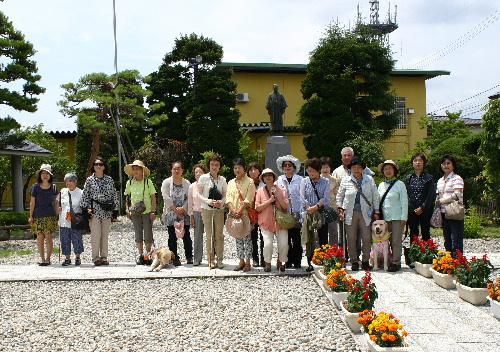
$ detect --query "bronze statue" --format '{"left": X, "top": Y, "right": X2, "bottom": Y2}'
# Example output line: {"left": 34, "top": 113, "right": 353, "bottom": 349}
{"left": 266, "top": 84, "right": 287, "bottom": 134}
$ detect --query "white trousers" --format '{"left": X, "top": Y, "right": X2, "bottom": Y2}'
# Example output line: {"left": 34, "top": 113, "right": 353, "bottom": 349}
{"left": 261, "top": 228, "right": 289, "bottom": 263}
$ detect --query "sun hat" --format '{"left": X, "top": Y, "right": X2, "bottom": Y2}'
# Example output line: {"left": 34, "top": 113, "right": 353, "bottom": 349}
{"left": 259, "top": 168, "right": 277, "bottom": 183}
{"left": 378, "top": 160, "right": 399, "bottom": 173}
{"left": 37, "top": 164, "right": 53, "bottom": 176}
{"left": 225, "top": 215, "right": 251, "bottom": 239}
{"left": 276, "top": 155, "right": 301, "bottom": 173}
{"left": 124, "top": 160, "right": 150, "bottom": 177}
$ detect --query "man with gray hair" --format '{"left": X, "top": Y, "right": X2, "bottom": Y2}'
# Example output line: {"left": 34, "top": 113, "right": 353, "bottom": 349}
{"left": 56, "top": 172, "right": 85, "bottom": 266}
{"left": 332, "top": 147, "right": 374, "bottom": 182}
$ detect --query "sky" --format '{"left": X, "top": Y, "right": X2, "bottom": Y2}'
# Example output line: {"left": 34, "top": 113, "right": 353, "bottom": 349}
{"left": 1, "top": 0, "right": 499, "bottom": 132}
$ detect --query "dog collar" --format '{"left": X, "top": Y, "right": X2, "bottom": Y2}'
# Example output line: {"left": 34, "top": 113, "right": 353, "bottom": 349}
{"left": 373, "top": 234, "right": 391, "bottom": 243}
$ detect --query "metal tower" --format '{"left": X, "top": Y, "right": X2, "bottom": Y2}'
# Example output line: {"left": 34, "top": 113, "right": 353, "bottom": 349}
{"left": 357, "top": 0, "right": 398, "bottom": 45}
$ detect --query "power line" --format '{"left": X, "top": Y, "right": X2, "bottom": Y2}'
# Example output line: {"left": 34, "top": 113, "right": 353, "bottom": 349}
{"left": 429, "top": 83, "right": 500, "bottom": 114}
{"left": 460, "top": 109, "right": 484, "bottom": 118}
{"left": 408, "top": 8, "right": 500, "bottom": 69}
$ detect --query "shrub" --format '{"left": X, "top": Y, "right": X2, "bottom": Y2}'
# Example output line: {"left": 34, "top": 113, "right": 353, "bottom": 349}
{"left": 0, "top": 212, "right": 29, "bottom": 226}
{"left": 464, "top": 207, "right": 484, "bottom": 238}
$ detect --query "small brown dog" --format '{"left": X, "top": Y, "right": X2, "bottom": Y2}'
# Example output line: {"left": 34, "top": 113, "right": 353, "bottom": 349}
{"left": 370, "top": 220, "right": 391, "bottom": 271}
{"left": 148, "top": 248, "right": 175, "bottom": 272}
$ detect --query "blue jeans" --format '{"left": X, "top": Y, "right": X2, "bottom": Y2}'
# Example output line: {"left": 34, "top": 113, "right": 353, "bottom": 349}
{"left": 442, "top": 215, "right": 464, "bottom": 255}
{"left": 60, "top": 227, "right": 84, "bottom": 256}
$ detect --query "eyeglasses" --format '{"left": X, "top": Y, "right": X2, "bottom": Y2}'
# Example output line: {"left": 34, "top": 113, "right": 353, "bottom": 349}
{"left": 283, "top": 163, "right": 293, "bottom": 168}
{"left": 94, "top": 163, "right": 104, "bottom": 166}
{"left": 441, "top": 161, "right": 452, "bottom": 166}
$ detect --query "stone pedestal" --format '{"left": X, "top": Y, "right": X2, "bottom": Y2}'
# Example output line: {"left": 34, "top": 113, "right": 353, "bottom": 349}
{"left": 265, "top": 135, "right": 291, "bottom": 174}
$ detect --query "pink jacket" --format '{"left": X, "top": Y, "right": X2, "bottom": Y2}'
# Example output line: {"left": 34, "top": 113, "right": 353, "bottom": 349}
{"left": 255, "top": 186, "right": 289, "bottom": 233}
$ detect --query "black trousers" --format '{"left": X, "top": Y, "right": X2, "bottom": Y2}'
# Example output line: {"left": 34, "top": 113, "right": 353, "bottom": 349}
{"left": 167, "top": 225, "right": 193, "bottom": 260}
{"left": 251, "top": 224, "right": 264, "bottom": 263}
{"left": 307, "top": 224, "right": 329, "bottom": 263}
{"left": 408, "top": 209, "right": 432, "bottom": 242}
{"left": 286, "top": 227, "right": 303, "bottom": 266}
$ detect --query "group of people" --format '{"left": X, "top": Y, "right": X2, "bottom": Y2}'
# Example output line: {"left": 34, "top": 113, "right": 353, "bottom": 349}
{"left": 29, "top": 148, "right": 465, "bottom": 273}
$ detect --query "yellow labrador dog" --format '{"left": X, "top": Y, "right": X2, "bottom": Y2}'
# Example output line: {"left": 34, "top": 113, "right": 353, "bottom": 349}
{"left": 148, "top": 248, "right": 175, "bottom": 272}
{"left": 370, "top": 220, "right": 391, "bottom": 271}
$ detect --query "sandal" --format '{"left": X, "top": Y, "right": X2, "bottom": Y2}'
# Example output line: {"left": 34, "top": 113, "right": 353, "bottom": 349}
{"left": 94, "top": 259, "right": 103, "bottom": 266}
{"left": 101, "top": 259, "right": 109, "bottom": 266}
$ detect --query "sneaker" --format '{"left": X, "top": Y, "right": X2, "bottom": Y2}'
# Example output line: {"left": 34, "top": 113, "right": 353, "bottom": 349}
{"left": 94, "top": 259, "right": 102, "bottom": 266}
{"left": 75, "top": 258, "right": 81, "bottom": 266}
{"left": 186, "top": 258, "right": 194, "bottom": 265}
{"left": 217, "top": 261, "right": 224, "bottom": 269}
{"left": 136, "top": 255, "right": 145, "bottom": 265}
{"left": 62, "top": 258, "right": 71, "bottom": 266}
{"left": 173, "top": 258, "right": 182, "bottom": 266}
{"left": 361, "top": 261, "right": 372, "bottom": 271}
{"left": 351, "top": 262, "right": 360, "bottom": 271}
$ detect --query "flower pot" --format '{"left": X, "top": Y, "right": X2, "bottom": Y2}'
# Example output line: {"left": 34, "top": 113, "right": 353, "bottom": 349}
{"left": 430, "top": 268, "right": 455, "bottom": 289}
{"left": 340, "top": 301, "right": 362, "bottom": 333}
{"left": 315, "top": 267, "right": 327, "bottom": 281}
{"left": 487, "top": 297, "right": 500, "bottom": 319}
{"left": 331, "top": 291, "right": 349, "bottom": 309}
{"left": 364, "top": 334, "right": 410, "bottom": 352}
{"left": 413, "top": 261, "right": 433, "bottom": 278}
{"left": 456, "top": 282, "right": 489, "bottom": 305}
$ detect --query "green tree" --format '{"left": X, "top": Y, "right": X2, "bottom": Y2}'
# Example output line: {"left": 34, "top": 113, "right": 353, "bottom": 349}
{"left": 0, "top": 11, "right": 45, "bottom": 116}
{"left": 299, "top": 24, "right": 398, "bottom": 159}
{"left": 343, "top": 129, "right": 385, "bottom": 167}
{"left": 58, "top": 70, "right": 152, "bottom": 176}
{"left": 479, "top": 99, "right": 500, "bottom": 219}
{"left": 418, "top": 111, "right": 470, "bottom": 150}
{"left": 239, "top": 130, "right": 264, "bottom": 165}
{"left": 20, "top": 125, "right": 75, "bottom": 206}
{"left": 147, "top": 33, "right": 224, "bottom": 141}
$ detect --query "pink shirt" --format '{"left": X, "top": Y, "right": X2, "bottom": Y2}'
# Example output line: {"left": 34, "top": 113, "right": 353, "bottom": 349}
{"left": 255, "top": 186, "right": 289, "bottom": 233}
{"left": 188, "top": 181, "right": 202, "bottom": 215}
{"left": 436, "top": 172, "right": 464, "bottom": 213}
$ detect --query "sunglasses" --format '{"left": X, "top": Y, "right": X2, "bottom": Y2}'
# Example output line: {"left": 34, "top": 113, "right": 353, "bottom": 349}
{"left": 283, "top": 163, "right": 294, "bottom": 167}
{"left": 94, "top": 162, "right": 104, "bottom": 166}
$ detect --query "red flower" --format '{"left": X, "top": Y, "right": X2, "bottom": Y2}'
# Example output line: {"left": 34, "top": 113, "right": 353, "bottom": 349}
{"left": 363, "top": 291, "right": 370, "bottom": 300}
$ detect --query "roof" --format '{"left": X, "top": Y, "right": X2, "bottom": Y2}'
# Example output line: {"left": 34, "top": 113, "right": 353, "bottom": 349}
{"left": 432, "top": 116, "right": 482, "bottom": 126}
{"left": 219, "top": 62, "right": 450, "bottom": 79}
{"left": 0, "top": 140, "right": 53, "bottom": 157}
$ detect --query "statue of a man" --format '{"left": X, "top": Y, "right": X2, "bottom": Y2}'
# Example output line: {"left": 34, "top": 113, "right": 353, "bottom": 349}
{"left": 266, "top": 84, "right": 287, "bottom": 134}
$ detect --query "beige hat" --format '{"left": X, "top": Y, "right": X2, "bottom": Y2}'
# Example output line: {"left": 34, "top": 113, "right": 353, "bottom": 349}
{"left": 378, "top": 160, "right": 399, "bottom": 173}
{"left": 124, "top": 160, "right": 150, "bottom": 177}
{"left": 37, "top": 164, "right": 53, "bottom": 176}
{"left": 259, "top": 168, "right": 277, "bottom": 183}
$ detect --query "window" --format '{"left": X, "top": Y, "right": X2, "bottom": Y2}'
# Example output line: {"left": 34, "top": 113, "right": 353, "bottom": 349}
{"left": 395, "top": 97, "right": 407, "bottom": 129}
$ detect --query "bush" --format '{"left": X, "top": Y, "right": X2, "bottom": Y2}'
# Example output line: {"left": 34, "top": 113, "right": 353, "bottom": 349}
{"left": 464, "top": 207, "right": 484, "bottom": 238}
{"left": 0, "top": 211, "right": 29, "bottom": 226}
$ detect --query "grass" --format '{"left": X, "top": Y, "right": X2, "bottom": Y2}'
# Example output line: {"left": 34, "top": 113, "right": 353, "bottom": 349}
{"left": 0, "top": 249, "right": 33, "bottom": 258}
{"left": 431, "top": 226, "right": 500, "bottom": 239}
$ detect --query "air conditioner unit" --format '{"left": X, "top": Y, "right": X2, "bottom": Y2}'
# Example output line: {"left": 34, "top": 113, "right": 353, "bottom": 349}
{"left": 236, "top": 92, "right": 249, "bottom": 102}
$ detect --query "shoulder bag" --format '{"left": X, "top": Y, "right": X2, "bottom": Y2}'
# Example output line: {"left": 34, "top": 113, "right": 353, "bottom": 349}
{"left": 68, "top": 190, "right": 90, "bottom": 232}
{"left": 127, "top": 178, "right": 148, "bottom": 216}
{"left": 310, "top": 178, "right": 338, "bottom": 223}
{"left": 93, "top": 176, "right": 115, "bottom": 211}
{"left": 236, "top": 180, "right": 258, "bottom": 224}
{"left": 283, "top": 178, "right": 301, "bottom": 228}
{"left": 440, "top": 177, "right": 465, "bottom": 221}
{"left": 208, "top": 175, "right": 223, "bottom": 208}
{"left": 264, "top": 186, "right": 296, "bottom": 230}
{"left": 378, "top": 180, "right": 397, "bottom": 220}
{"left": 350, "top": 178, "right": 374, "bottom": 218}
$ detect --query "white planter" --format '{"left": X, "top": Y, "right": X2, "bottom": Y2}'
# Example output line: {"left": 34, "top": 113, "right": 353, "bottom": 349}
{"left": 430, "top": 268, "right": 456, "bottom": 289}
{"left": 414, "top": 261, "right": 433, "bottom": 278}
{"left": 364, "top": 334, "right": 410, "bottom": 352}
{"left": 456, "top": 282, "right": 489, "bottom": 305}
{"left": 487, "top": 297, "right": 500, "bottom": 319}
{"left": 331, "top": 291, "right": 349, "bottom": 309}
{"left": 315, "top": 267, "right": 327, "bottom": 281}
{"left": 340, "top": 301, "right": 362, "bottom": 333}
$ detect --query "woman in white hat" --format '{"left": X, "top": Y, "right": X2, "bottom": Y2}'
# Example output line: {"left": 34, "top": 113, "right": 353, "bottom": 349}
{"left": 124, "top": 160, "right": 157, "bottom": 265}
{"left": 255, "top": 168, "right": 289, "bottom": 272}
{"left": 378, "top": 160, "right": 408, "bottom": 272}
{"left": 29, "top": 164, "right": 58, "bottom": 266}
{"left": 161, "top": 161, "right": 192, "bottom": 266}
{"left": 275, "top": 154, "right": 303, "bottom": 269}
{"left": 80, "top": 156, "right": 119, "bottom": 266}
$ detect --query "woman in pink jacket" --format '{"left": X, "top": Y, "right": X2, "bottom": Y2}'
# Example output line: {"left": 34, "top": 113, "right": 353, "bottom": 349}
{"left": 255, "top": 168, "right": 289, "bottom": 272}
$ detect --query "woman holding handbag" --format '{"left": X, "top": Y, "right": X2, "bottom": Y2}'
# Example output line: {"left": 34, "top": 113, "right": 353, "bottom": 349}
{"left": 57, "top": 172, "right": 84, "bottom": 266}
{"left": 255, "top": 168, "right": 289, "bottom": 272}
{"left": 377, "top": 160, "right": 408, "bottom": 272}
{"left": 436, "top": 154, "right": 465, "bottom": 256}
{"left": 29, "top": 164, "right": 58, "bottom": 266}
{"left": 226, "top": 158, "right": 256, "bottom": 272}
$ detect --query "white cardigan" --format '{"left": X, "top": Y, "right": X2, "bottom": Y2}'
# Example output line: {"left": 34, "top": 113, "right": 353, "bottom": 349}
{"left": 336, "top": 174, "right": 380, "bottom": 226}
{"left": 161, "top": 177, "right": 191, "bottom": 215}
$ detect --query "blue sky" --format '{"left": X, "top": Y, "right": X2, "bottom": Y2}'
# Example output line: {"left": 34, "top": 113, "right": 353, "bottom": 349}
{"left": 2, "top": 0, "right": 498, "bottom": 131}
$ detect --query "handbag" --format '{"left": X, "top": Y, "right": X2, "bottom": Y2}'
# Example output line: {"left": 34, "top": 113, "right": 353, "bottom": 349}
{"left": 444, "top": 195, "right": 465, "bottom": 220}
{"left": 127, "top": 178, "right": 148, "bottom": 216}
{"left": 378, "top": 180, "right": 397, "bottom": 220}
{"left": 283, "top": 178, "right": 301, "bottom": 228}
{"left": 93, "top": 176, "right": 115, "bottom": 211}
{"left": 430, "top": 206, "right": 442, "bottom": 228}
{"left": 225, "top": 213, "right": 251, "bottom": 239}
{"left": 236, "top": 180, "right": 258, "bottom": 224}
{"left": 310, "top": 178, "right": 338, "bottom": 223}
{"left": 174, "top": 219, "right": 185, "bottom": 239}
{"left": 263, "top": 186, "right": 296, "bottom": 230}
{"left": 208, "top": 175, "right": 223, "bottom": 208}
{"left": 68, "top": 191, "right": 89, "bottom": 232}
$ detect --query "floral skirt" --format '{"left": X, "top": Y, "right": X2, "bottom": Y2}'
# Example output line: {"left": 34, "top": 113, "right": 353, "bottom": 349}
{"left": 31, "top": 216, "right": 58, "bottom": 234}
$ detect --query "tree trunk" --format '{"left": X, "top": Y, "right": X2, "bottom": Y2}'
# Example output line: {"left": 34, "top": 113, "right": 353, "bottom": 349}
{"left": 86, "top": 127, "right": 101, "bottom": 177}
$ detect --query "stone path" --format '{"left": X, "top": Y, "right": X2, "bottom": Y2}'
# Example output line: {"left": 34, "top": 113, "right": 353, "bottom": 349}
{"left": 315, "top": 255, "right": 500, "bottom": 352}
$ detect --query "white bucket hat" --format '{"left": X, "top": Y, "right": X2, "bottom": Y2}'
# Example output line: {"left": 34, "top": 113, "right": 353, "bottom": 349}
{"left": 276, "top": 155, "right": 301, "bottom": 173}
{"left": 37, "top": 164, "right": 53, "bottom": 176}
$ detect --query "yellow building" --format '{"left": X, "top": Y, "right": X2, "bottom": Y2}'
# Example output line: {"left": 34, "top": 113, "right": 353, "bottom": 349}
{"left": 220, "top": 62, "right": 449, "bottom": 161}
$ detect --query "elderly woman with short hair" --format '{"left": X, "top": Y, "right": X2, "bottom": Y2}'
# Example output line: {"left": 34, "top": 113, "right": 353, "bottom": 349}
{"left": 436, "top": 154, "right": 465, "bottom": 256}
{"left": 336, "top": 158, "right": 380, "bottom": 271}
{"left": 57, "top": 172, "right": 84, "bottom": 266}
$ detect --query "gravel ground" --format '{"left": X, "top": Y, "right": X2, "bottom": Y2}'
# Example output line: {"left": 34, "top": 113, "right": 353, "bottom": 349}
{"left": 0, "top": 276, "right": 361, "bottom": 352}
